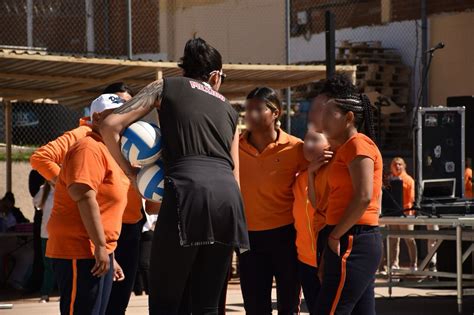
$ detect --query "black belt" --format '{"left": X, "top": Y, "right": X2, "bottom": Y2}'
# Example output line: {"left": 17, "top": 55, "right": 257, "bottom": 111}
{"left": 347, "top": 225, "right": 379, "bottom": 235}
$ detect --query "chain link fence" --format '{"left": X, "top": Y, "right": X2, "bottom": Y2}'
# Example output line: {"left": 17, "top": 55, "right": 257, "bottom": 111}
{"left": 1, "top": 0, "right": 473, "bottom": 155}
{"left": 289, "top": 0, "right": 422, "bottom": 149}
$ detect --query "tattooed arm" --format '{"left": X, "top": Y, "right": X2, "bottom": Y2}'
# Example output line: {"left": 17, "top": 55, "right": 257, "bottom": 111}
{"left": 100, "top": 79, "right": 163, "bottom": 178}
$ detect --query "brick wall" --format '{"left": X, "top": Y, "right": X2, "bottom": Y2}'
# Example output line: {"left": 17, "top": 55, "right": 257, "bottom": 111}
{"left": 392, "top": 0, "right": 474, "bottom": 21}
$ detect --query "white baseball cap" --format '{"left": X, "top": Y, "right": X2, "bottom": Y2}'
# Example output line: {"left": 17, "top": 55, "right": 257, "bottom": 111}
{"left": 90, "top": 93, "right": 124, "bottom": 121}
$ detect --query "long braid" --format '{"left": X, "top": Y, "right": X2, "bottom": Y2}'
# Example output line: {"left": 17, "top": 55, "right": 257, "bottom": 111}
{"left": 360, "top": 93, "right": 376, "bottom": 142}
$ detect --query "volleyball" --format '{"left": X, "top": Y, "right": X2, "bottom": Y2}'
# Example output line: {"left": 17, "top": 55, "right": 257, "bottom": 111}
{"left": 120, "top": 121, "right": 162, "bottom": 166}
{"left": 136, "top": 161, "right": 165, "bottom": 202}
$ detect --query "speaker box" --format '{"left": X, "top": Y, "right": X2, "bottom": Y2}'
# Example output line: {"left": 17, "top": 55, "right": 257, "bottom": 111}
{"left": 416, "top": 107, "right": 465, "bottom": 198}
{"left": 448, "top": 96, "right": 473, "bottom": 164}
{"left": 382, "top": 179, "right": 404, "bottom": 216}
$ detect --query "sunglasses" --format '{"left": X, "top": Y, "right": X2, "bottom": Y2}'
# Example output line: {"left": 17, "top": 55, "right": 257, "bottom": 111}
{"left": 210, "top": 70, "right": 227, "bottom": 84}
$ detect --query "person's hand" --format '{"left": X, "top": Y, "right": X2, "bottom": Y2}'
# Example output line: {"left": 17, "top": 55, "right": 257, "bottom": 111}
{"left": 328, "top": 235, "right": 340, "bottom": 256}
{"left": 308, "top": 150, "right": 334, "bottom": 175}
{"left": 49, "top": 177, "right": 57, "bottom": 188}
{"left": 91, "top": 245, "right": 110, "bottom": 277}
{"left": 113, "top": 258, "right": 125, "bottom": 282}
{"left": 145, "top": 200, "right": 162, "bottom": 215}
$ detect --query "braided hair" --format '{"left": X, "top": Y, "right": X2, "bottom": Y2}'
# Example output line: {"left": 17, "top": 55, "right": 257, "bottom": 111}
{"left": 321, "top": 74, "right": 376, "bottom": 141}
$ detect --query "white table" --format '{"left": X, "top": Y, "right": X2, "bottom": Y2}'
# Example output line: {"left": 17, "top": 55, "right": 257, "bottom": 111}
{"left": 379, "top": 216, "right": 474, "bottom": 314}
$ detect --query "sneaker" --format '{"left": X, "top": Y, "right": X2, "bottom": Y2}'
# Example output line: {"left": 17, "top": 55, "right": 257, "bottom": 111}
{"left": 39, "top": 295, "right": 49, "bottom": 303}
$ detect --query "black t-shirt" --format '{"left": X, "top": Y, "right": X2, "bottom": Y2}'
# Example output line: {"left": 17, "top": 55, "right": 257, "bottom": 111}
{"left": 157, "top": 77, "right": 249, "bottom": 250}
{"left": 159, "top": 77, "right": 238, "bottom": 169}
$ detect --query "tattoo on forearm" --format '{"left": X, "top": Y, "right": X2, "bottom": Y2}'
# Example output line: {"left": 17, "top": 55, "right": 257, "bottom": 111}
{"left": 114, "top": 80, "right": 164, "bottom": 114}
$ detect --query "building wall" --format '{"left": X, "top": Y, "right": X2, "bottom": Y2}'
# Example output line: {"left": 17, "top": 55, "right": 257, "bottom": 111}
{"left": 429, "top": 10, "right": 474, "bottom": 106}
{"left": 160, "top": 0, "right": 286, "bottom": 63}
{"left": 391, "top": 0, "right": 474, "bottom": 22}
{"left": 290, "top": 0, "right": 474, "bottom": 35}
{"left": 291, "top": 0, "right": 381, "bottom": 35}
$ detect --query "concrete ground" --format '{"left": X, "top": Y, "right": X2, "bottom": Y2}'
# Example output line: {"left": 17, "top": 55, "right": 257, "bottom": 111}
{"left": 1, "top": 282, "right": 474, "bottom": 315}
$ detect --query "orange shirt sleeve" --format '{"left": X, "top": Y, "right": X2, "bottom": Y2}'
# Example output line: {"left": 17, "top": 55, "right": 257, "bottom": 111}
{"left": 30, "top": 126, "right": 90, "bottom": 181}
{"left": 466, "top": 168, "right": 473, "bottom": 183}
{"left": 407, "top": 176, "right": 415, "bottom": 205}
{"left": 63, "top": 148, "right": 106, "bottom": 191}
{"left": 340, "top": 137, "right": 377, "bottom": 165}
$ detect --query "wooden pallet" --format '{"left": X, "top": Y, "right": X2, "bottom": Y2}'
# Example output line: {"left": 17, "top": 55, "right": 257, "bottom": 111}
{"left": 358, "top": 80, "right": 409, "bottom": 89}
{"left": 357, "top": 64, "right": 410, "bottom": 75}
{"left": 339, "top": 40, "right": 383, "bottom": 49}
{"left": 338, "top": 57, "right": 403, "bottom": 66}
{"left": 357, "top": 71, "right": 410, "bottom": 83}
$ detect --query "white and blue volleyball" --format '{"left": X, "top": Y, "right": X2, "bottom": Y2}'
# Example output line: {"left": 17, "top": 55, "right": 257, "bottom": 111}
{"left": 121, "top": 121, "right": 162, "bottom": 166}
{"left": 137, "top": 161, "right": 165, "bottom": 202}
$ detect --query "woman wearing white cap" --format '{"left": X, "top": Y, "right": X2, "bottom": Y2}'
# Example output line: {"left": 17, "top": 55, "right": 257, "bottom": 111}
{"left": 46, "top": 94, "right": 130, "bottom": 315}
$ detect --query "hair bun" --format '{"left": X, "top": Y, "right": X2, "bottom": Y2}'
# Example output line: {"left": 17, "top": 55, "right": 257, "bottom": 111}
{"left": 179, "top": 38, "right": 223, "bottom": 81}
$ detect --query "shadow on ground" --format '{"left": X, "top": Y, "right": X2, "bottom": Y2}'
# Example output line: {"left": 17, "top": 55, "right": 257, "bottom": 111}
{"left": 227, "top": 297, "right": 474, "bottom": 315}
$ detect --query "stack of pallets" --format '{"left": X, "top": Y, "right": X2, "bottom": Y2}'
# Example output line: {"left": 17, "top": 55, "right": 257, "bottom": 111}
{"left": 338, "top": 41, "right": 412, "bottom": 150}
{"left": 337, "top": 40, "right": 412, "bottom": 110}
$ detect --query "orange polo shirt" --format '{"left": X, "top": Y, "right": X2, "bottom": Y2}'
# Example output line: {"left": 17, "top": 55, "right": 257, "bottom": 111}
{"left": 122, "top": 186, "right": 143, "bottom": 224}
{"left": 30, "top": 116, "right": 143, "bottom": 224}
{"left": 326, "top": 133, "right": 382, "bottom": 226}
{"left": 394, "top": 171, "right": 415, "bottom": 214}
{"left": 292, "top": 170, "right": 317, "bottom": 267}
{"left": 239, "top": 130, "right": 308, "bottom": 231}
{"left": 466, "top": 168, "right": 473, "bottom": 198}
{"left": 313, "top": 163, "right": 331, "bottom": 234}
{"left": 46, "top": 132, "right": 130, "bottom": 259}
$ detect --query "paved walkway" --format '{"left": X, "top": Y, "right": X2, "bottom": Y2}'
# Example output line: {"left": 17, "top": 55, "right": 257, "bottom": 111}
{"left": 1, "top": 283, "right": 474, "bottom": 314}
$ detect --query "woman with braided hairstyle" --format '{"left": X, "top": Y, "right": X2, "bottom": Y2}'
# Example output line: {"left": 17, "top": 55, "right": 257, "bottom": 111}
{"left": 314, "top": 78, "right": 383, "bottom": 315}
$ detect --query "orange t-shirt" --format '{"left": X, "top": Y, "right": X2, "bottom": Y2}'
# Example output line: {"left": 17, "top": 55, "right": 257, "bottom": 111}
{"left": 292, "top": 171, "right": 317, "bottom": 267}
{"left": 239, "top": 130, "right": 308, "bottom": 231}
{"left": 396, "top": 171, "right": 415, "bottom": 214}
{"left": 46, "top": 132, "right": 130, "bottom": 259}
{"left": 30, "top": 117, "right": 92, "bottom": 181}
{"left": 313, "top": 162, "right": 331, "bottom": 234}
{"left": 466, "top": 168, "right": 473, "bottom": 198}
{"left": 122, "top": 186, "right": 143, "bottom": 224}
{"left": 326, "top": 133, "right": 383, "bottom": 226}
{"left": 30, "top": 116, "right": 143, "bottom": 223}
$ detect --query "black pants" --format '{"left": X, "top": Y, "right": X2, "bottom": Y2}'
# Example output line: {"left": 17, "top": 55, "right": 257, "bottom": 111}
{"left": 134, "top": 230, "right": 154, "bottom": 295}
{"left": 298, "top": 261, "right": 320, "bottom": 315}
{"left": 149, "top": 204, "right": 233, "bottom": 315}
{"left": 105, "top": 221, "right": 143, "bottom": 315}
{"left": 239, "top": 224, "right": 301, "bottom": 315}
{"left": 52, "top": 255, "right": 113, "bottom": 315}
{"left": 315, "top": 225, "right": 382, "bottom": 315}
{"left": 317, "top": 226, "right": 331, "bottom": 266}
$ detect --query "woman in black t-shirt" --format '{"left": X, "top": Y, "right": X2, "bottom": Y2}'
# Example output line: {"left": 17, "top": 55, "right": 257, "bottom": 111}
{"left": 101, "top": 38, "right": 249, "bottom": 315}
